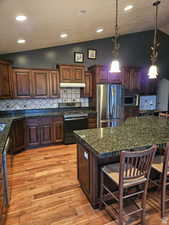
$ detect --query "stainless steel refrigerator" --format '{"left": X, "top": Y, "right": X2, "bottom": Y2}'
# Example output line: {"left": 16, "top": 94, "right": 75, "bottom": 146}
{"left": 97, "top": 84, "right": 124, "bottom": 128}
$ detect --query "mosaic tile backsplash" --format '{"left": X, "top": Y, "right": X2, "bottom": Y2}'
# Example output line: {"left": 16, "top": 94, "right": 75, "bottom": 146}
{"left": 0, "top": 88, "right": 89, "bottom": 111}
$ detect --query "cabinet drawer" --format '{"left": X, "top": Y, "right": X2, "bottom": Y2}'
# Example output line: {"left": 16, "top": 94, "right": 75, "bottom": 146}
{"left": 26, "top": 118, "right": 40, "bottom": 125}
{"left": 39, "top": 117, "right": 52, "bottom": 125}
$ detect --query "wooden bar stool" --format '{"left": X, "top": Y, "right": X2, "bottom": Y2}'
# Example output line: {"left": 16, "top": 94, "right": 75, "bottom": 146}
{"left": 100, "top": 145, "right": 157, "bottom": 225}
{"left": 151, "top": 143, "right": 169, "bottom": 219}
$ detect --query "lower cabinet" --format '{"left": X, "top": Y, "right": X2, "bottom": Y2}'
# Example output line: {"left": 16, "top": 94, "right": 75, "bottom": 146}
{"left": 53, "top": 117, "right": 63, "bottom": 143}
{"left": 77, "top": 144, "right": 90, "bottom": 195}
{"left": 12, "top": 119, "right": 26, "bottom": 153}
{"left": 26, "top": 118, "right": 41, "bottom": 147}
{"left": 88, "top": 115, "right": 97, "bottom": 129}
{"left": 26, "top": 116, "right": 63, "bottom": 148}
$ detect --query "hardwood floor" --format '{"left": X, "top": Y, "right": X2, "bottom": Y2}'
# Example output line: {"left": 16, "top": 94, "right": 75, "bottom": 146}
{"left": 5, "top": 144, "right": 169, "bottom": 225}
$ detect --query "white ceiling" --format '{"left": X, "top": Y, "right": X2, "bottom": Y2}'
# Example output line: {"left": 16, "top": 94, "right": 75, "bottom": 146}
{"left": 0, "top": 0, "right": 169, "bottom": 54}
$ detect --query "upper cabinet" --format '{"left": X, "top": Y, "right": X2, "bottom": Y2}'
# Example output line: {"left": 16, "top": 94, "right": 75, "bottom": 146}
{"left": 32, "top": 70, "right": 50, "bottom": 98}
{"left": 81, "top": 72, "right": 92, "bottom": 98}
{"left": 12, "top": 69, "right": 60, "bottom": 99}
{"left": 59, "top": 64, "right": 85, "bottom": 83}
{"left": 122, "top": 67, "right": 141, "bottom": 93}
{"left": 0, "top": 61, "right": 12, "bottom": 99}
{"left": 49, "top": 70, "right": 60, "bottom": 98}
{"left": 13, "top": 69, "right": 32, "bottom": 98}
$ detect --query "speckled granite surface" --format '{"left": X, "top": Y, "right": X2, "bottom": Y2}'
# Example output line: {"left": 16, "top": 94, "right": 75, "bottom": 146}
{"left": 0, "top": 109, "right": 96, "bottom": 153}
{"left": 74, "top": 116, "right": 169, "bottom": 156}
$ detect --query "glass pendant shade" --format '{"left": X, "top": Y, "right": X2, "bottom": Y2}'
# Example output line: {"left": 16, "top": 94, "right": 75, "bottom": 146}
{"left": 109, "top": 60, "right": 121, "bottom": 73}
{"left": 148, "top": 64, "right": 158, "bottom": 79}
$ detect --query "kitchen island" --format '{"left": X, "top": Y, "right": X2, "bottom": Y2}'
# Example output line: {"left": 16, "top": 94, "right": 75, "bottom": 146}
{"left": 74, "top": 116, "right": 169, "bottom": 209}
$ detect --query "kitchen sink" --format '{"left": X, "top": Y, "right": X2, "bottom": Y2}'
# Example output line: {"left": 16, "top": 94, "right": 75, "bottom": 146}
{"left": 0, "top": 123, "right": 7, "bottom": 132}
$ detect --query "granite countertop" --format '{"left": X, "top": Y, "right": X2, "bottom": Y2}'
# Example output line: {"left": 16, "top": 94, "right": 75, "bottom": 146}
{"left": 0, "top": 109, "right": 96, "bottom": 153}
{"left": 74, "top": 116, "right": 169, "bottom": 157}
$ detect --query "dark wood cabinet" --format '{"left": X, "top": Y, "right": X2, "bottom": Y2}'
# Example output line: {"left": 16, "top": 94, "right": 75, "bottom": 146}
{"left": 26, "top": 118, "right": 40, "bottom": 147}
{"left": 49, "top": 70, "right": 60, "bottom": 98}
{"left": 88, "top": 115, "right": 97, "bottom": 129}
{"left": 81, "top": 72, "right": 92, "bottom": 97}
{"left": 52, "top": 117, "right": 63, "bottom": 143}
{"left": 122, "top": 67, "right": 141, "bottom": 92}
{"left": 77, "top": 144, "right": 90, "bottom": 195}
{"left": 13, "top": 69, "right": 32, "bottom": 98}
{"left": 0, "top": 61, "right": 12, "bottom": 99}
{"left": 12, "top": 119, "right": 26, "bottom": 153}
{"left": 32, "top": 70, "right": 50, "bottom": 98}
{"left": 26, "top": 116, "right": 63, "bottom": 148}
{"left": 124, "top": 106, "right": 139, "bottom": 120}
{"left": 59, "top": 64, "right": 85, "bottom": 83}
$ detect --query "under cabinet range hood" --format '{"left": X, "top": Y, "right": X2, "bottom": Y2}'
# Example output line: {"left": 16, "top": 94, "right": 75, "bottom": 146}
{"left": 60, "top": 83, "right": 86, "bottom": 88}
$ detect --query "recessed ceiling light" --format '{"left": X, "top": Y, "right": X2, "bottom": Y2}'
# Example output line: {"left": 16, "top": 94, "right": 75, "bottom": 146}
{"left": 17, "top": 39, "right": 26, "bottom": 44}
{"left": 96, "top": 28, "right": 104, "bottom": 33}
{"left": 60, "top": 33, "right": 68, "bottom": 38}
{"left": 16, "top": 15, "right": 27, "bottom": 21}
{"left": 79, "top": 9, "right": 87, "bottom": 15}
{"left": 124, "top": 5, "right": 133, "bottom": 11}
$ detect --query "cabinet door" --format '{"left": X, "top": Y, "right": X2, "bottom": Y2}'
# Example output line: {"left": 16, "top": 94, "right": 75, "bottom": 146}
{"left": 13, "top": 69, "right": 32, "bottom": 98}
{"left": 77, "top": 144, "right": 90, "bottom": 194}
{"left": 0, "top": 61, "right": 12, "bottom": 98}
{"left": 59, "top": 65, "right": 73, "bottom": 83}
{"left": 26, "top": 118, "right": 40, "bottom": 147}
{"left": 96, "top": 68, "right": 108, "bottom": 84}
{"left": 82, "top": 72, "right": 92, "bottom": 97}
{"left": 12, "top": 119, "right": 25, "bottom": 153}
{"left": 88, "top": 115, "right": 97, "bottom": 129}
{"left": 40, "top": 125, "right": 53, "bottom": 145}
{"left": 49, "top": 71, "right": 60, "bottom": 98}
{"left": 53, "top": 118, "right": 63, "bottom": 143}
{"left": 73, "top": 66, "right": 85, "bottom": 83}
{"left": 32, "top": 70, "right": 50, "bottom": 98}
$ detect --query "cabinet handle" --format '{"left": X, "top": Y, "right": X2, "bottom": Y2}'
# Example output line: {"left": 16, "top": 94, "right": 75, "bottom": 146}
{"left": 83, "top": 151, "right": 88, "bottom": 160}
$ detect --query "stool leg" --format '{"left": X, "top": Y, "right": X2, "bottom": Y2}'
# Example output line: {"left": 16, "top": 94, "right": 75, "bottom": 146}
{"left": 119, "top": 190, "right": 124, "bottom": 225}
{"left": 141, "top": 183, "right": 148, "bottom": 225}
{"left": 161, "top": 179, "right": 166, "bottom": 219}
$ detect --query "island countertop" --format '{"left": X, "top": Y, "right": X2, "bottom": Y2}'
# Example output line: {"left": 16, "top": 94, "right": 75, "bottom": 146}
{"left": 74, "top": 116, "right": 169, "bottom": 157}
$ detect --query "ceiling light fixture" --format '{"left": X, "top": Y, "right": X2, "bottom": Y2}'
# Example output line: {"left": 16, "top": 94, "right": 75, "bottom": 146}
{"left": 17, "top": 39, "right": 26, "bottom": 44}
{"left": 16, "top": 15, "right": 27, "bottom": 21}
{"left": 96, "top": 28, "right": 104, "bottom": 33}
{"left": 148, "top": 0, "right": 161, "bottom": 79}
{"left": 124, "top": 5, "right": 133, "bottom": 11}
{"left": 109, "top": 0, "right": 121, "bottom": 73}
{"left": 60, "top": 33, "right": 68, "bottom": 39}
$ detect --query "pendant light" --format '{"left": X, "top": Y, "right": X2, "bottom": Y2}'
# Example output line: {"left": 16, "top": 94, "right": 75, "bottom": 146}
{"left": 109, "top": 0, "right": 121, "bottom": 73}
{"left": 148, "top": 1, "right": 161, "bottom": 79}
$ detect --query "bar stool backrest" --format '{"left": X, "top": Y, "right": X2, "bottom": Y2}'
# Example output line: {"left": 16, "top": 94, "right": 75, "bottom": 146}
{"left": 162, "top": 143, "right": 169, "bottom": 179}
{"left": 119, "top": 145, "right": 157, "bottom": 186}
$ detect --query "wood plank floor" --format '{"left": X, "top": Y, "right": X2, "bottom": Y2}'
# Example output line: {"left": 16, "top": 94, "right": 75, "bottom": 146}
{"left": 5, "top": 144, "right": 169, "bottom": 225}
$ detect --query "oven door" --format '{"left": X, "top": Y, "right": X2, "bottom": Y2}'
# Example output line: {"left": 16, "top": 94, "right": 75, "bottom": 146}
{"left": 64, "top": 118, "right": 88, "bottom": 144}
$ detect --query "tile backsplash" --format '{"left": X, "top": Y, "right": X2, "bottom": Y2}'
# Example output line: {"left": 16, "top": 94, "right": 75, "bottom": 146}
{"left": 0, "top": 88, "right": 89, "bottom": 111}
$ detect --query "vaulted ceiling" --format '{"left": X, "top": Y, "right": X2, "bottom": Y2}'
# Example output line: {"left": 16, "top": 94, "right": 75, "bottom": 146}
{"left": 0, "top": 0, "right": 168, "bottom": 54}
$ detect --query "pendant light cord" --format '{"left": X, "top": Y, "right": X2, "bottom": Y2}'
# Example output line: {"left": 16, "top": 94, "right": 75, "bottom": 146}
{"left": 152, "top": 1, "right": 160, "bottom": 64}
{"left": 113, "top": 0, "right": 120, "bottom": 58}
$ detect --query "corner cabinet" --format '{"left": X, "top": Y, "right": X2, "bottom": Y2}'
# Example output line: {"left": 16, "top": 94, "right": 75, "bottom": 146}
{"left": 0, "top": 60, "right": 12, "bottom": 99}
{"left": 58, "top": 64, "right": 85, "bottom": 83}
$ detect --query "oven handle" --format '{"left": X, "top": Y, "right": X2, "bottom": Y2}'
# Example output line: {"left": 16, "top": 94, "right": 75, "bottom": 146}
{"left": 64, "top": 117, "right": 88, "bottom": 121}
